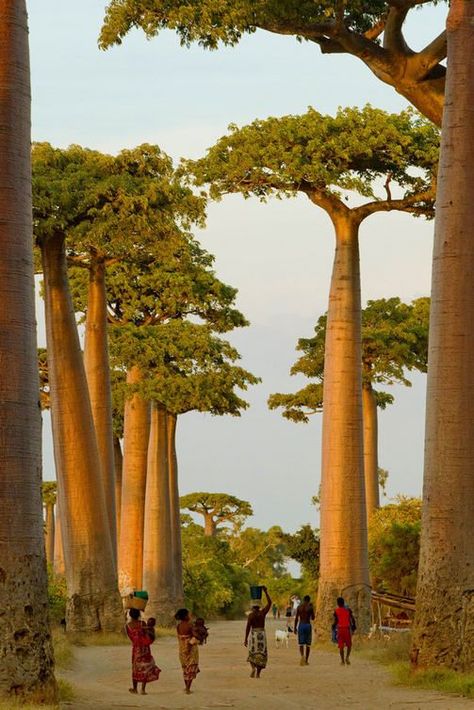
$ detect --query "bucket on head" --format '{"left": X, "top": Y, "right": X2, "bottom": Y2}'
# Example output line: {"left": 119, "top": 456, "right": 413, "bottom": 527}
{"left": 250, "top": 585, "right": 263, "bottom": 602}
{"left": 123, "top": 593, "right": 147, "bottom": 611}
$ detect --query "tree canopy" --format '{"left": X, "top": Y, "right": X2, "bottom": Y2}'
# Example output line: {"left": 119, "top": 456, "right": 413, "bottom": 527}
{"left": 269, "top": 297, "right": 429, "bottom": 422}
{"left": 184, "top": 106, "right": 438, "bottom": 221}
{"left": 180, "top": 492, "right": 253, "bottom": 535}
{"left": 100, "top": 1, "right": 447, "bottom": 125}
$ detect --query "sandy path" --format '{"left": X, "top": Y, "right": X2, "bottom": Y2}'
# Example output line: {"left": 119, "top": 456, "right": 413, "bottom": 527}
{"left": 59, "top": 619, "right": 473, "bottom": 709}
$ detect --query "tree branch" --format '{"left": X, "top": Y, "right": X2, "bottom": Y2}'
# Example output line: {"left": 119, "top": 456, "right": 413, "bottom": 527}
{"left": 383, "top": 5, "right": 412, "bottom": 56}
{"left": 414, "top": 30, "right": 447, "bottom": 77}
{"left": 353, "top": 190, "right": 435, "bottom": 221}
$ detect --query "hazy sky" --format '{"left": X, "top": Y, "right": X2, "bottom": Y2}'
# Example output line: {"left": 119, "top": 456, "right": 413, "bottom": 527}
{"left": 30, "top": 2, "right": 445, "bottom": 532}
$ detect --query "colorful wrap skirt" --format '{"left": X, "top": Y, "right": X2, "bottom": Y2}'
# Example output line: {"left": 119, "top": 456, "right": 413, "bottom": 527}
{"left": 247, "top": 628, "right": 268, "bottom": 669}
{"left": 178, "top": 634, "right": 200, "bottom": 682}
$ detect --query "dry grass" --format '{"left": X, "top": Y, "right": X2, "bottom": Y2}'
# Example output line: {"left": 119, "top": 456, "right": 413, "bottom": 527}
{"left": 0, "top": 679, "right": 74, "bottom": 709}
{"left": 392, "top": 662, "right": 474, "bottom": 698}
{"left": 357, "top": 630, "right": 412, "bottom": 665}
{"left": 52, "top": 628, "right": 74, "bottom": 669}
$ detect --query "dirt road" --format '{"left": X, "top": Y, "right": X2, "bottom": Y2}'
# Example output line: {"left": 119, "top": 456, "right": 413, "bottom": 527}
{"left": 60, "top": 620, "right": 473, "bottom": 709}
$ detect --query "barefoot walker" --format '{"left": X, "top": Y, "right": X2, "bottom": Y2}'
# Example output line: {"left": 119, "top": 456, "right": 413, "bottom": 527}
{"left": 244, "top": 585, "right": 272, "bottom": 678}
{"left": 175, "top": 608, "right": 200, "bottom": 694}
{"left": 294, "top": 595, "right": 315, "bottom": 666}
{"left": 332, "top": 597, "right": 356, "bottom": 666}
{"left": 126, "top": 608, "right": 161, "bottom": 694}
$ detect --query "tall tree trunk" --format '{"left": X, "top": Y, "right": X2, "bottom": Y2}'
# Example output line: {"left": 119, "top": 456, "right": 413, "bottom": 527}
{"left": 167, "top": 411, "right": 184, "bottom": 603}
{"left": 84, "top": 257, "right": 117, "bottom": 566}
{"left": 412, "top": 0, "right": 474, "bottom": 671}
{"left": 40, "top": 235, "right": 122, "bottom": 632}
{"left": 114, "top": 435, "right": 123, "bottom": 544}
{"left": 143, "top": 402, "right": 174, "bottom": 625}
{"left": 45, "top": 502, "right": 56, "bottom": 566}
{"left": 118, "top": 366, "right": 149, "bottom": 593}
{"left": 0, "top": 2, "right": 57, "bottom": 701}
{"left": 362, "top": 382, "right": 379, "bottom": 519}
{"left": 54, "top": 498, "right": 65, "bottom": 577}
{"left": 204, "top": 514, "right": 217, "bottom": 537}
{"left": 316, "top": 213, "right": 371, "bottom": 636}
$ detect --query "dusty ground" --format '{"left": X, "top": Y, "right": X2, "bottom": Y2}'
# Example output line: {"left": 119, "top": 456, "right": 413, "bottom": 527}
{"left": 60, "top": 619, "right": 473, "bottom": 709}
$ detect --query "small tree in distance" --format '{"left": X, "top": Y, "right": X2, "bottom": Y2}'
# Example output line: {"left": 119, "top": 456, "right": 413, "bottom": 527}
{"left": 180, "top": 492, "right": 253, "bottom": 537}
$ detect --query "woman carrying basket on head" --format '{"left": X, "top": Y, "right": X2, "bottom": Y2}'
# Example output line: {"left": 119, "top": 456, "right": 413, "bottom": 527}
{"left": 126, "top": 608, "right": 161, "bottom": 695}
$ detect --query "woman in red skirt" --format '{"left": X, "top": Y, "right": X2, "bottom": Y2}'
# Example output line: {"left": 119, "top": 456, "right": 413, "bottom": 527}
{"left": 126, "top": 608, "right": 161, "bottom": 694}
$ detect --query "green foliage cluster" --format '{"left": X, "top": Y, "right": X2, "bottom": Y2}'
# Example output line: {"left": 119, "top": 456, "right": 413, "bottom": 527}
{"left": 184, "top": 106, "right": 438, "bottom": 206}
{"left": 281, "top": 525, "right": 320, "bottom": 580}
{"left": 100, "top": 1, "right": 392, "bottom": 50}
{"left": 269, "top": 297, "right": 429, "bottom": 422}
{"left": 368, "top": 497, "right": 422, "bottom": 597}
{"left": 180, "top": 492, "right": 253, "bottom": 533}
{"left": 181, "top": 511, "right": 307, "bottom": 617}
{"left": 47, "top": 566, "right": 67, "bottom": 624}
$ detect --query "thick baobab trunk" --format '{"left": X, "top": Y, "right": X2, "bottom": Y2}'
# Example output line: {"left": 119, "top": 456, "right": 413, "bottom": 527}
{"left": 54, "top": 499, "right": 65, "bottom": 577}
{"left": 114, "top": 435, "right": 123, "bottom": 543}
{"left": 412, "top": 1, "right": 474, "bottom": 671}
{"left": 362, "top": 383, "right": 379, "bottom": 519}
{"left": 167, "top": 411, "right": 184, "bottom": 603}
{"left": 204, "top": 514, "right": 217, "bottom": 537}
{"left": 41, "top": 236, "right": 122, "bottom": 632}
{"left": 45, "top": 502, "right": 56, "bottom": 566}
{"left": 84, "top": 257, "right": 117, "bottom": 566}
{"left": 316, "top": 213, "right": 371, "bottom": 636}
{"left": 0, "top": 2, "right": 57, "bottom": 701}
{"left": 143, "top": 402, "right": 174, "bottom": 625}
{"left": 118, "top": 366, "right": 149, "bottom": 593}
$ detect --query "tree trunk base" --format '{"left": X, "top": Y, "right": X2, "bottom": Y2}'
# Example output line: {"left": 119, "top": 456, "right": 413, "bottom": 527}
{"left": 316, "top": 579, "right": 371, "bottom": 638}
{"left": 412, "top": 585, "right": 474, "bottom": 670}
{"left": 146, "top": 595, "right": 179, "bottom": 627}
{"left": 66, "top": 589, "right": 123, "bottom": 633}
{"left": 0, "top": 553, "right": 57, "bottom": 702}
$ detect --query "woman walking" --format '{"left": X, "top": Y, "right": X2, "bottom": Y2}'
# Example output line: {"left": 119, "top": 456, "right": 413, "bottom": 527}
{"left": 175, "top": 608, "right": 200, "bottom": 694}
{"left": 244, "top": 586, "right": 272, "bottom": 678}
{"left": 126, "top": 608, "right": 161, "bottom": 695}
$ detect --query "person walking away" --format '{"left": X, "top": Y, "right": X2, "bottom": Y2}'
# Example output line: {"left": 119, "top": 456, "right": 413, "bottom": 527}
{"left": 244, "top": 586, "right": 272, "bottom": 678}
{"left": 285, "top": 601, "right": 292, "bottom": 632}
{"left": 175, "top": 608, "right": 200, "bottom": 694}
{"left": 294, "top": 595, "right": 315, "bottom": 666}
{"left": 332, "top": 597, "right": 356, "bottom": 665}
{"left": 272, "top": 603, "right": 278, "bottom": 620}
{"left": 125, "top": 608, "right": 161, "bottom": 695}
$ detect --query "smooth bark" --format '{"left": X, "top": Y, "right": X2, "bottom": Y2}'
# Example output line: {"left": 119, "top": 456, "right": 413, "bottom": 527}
{"left": 167, "top": 411, "right": 184, "bottom": 603}
{"left": 143, "top": 402, "right": 174, "bottom": 625}
{"left": 40, "top": 235, "right": 122, "bottom": 632}
{"left": 316, "top": 212, "right": 371, "bottom": 636}
{"left": 45, "top": 503, "right": 55, "bottom": 566}
{"left": 362, "top": 383, "right": 380, "bottom": 519}
{"left": 53, "top": 499, "right": 65, "bottom": 577}
{"left": 118, "top": 366, "right": 149, "bottom": 592}
{"left": 204, "top": 514, "right": 217, "bottom": 537}
{"left": 0, "top": 1, "right": 56, "bottom": 700}
{"left": 412, "top": 0, "right": 474, "bottom": 670}
{"left": 113, "top": 435, "right": 123, "bottom": 544}
{"left": 84, "top": 257, "right": 117, "bottom": 567}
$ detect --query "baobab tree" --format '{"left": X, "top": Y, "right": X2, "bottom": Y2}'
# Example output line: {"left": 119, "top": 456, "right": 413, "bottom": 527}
{"left": 186, "top": 106, "right": 438, "bottom": 633}
{"left": 181, "top": 493, "right": 253, "bottom": 537}
{"left": 0, "top": 1, "right": 57, "bottom": 701}
{"left": 100, "top": 1, "right": 447, "bottom": 127}
{"left": 269, "top": 297, "right": 429, "bottom": 517}
{"left": 410, "top": 1, "right": 474, "bottom": 670}
{"left": 112, "top": 319, "right": 258, "bottom": 623}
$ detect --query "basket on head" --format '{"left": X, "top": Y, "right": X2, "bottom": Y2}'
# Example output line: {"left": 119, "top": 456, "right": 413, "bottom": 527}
{"left": 123, "top": 593, "right": 147, "bottom": 611}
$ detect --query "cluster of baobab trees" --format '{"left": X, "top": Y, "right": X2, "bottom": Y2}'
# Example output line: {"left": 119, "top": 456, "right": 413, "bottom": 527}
{"left": 98, "top": 0, "right": 474, "bottom": 669}
{"left": 0, "top": 0, "right": 473, "bottom": 703}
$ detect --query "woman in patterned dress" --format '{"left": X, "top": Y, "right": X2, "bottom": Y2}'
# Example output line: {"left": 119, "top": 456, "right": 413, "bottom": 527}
{"left": 175, "top": 608, "right": 200, "bottom": 694}
{"left": 126, "top": 608, "right": 161, "bottom": 695}
{"left": 244, "top": 586, "right": 272, "bottom": 677}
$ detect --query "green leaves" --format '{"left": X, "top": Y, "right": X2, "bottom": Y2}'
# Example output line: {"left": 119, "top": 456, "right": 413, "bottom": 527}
{"left": 269, "top": 297, "right": 429, "bottom": 422}
{"left": 99, "top": 1, "right": 391, "bottom": 50}
{"left": 185, "top": 106, "right": 438, "bottom": 206}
